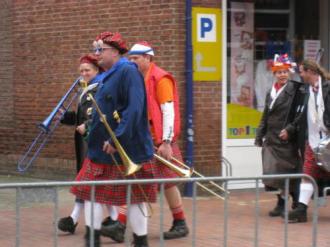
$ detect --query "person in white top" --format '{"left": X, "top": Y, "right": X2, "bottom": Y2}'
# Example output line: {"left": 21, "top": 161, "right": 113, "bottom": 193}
{"left": 288, "top": 59, "right": 330, "bottom": 223}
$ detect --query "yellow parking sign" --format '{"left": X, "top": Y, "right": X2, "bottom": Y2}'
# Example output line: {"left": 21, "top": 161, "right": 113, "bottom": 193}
{"left": 192, "top": 7, "right": 222, "bottom": 81}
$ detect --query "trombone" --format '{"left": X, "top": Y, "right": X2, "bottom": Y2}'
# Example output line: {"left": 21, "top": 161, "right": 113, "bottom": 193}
{"left": 154, "top": 154, "right": 193, "bottom": 178}
{"left": 97, "top": 88, "right": 226, "bottom": 199}
{"left": 17, "top": 77, "right": 83, "bottom": 172}
{"left": 171, "top": 156, "right": 230, "bottom": 200}
{"left": 155, "top": 147, "right": 229, "bottom": 200}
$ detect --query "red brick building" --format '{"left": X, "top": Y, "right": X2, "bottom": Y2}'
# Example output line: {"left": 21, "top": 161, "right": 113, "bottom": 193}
{"left": 0, "top": 0, "right": 222, "bottom": 179}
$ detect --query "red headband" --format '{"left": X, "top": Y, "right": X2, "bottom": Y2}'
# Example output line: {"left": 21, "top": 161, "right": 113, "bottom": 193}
{"left": 95, "top": 32, "right": 128, "bottom": 54}
{"left": 79, "top": 54, "right": 103, "bottom": 71}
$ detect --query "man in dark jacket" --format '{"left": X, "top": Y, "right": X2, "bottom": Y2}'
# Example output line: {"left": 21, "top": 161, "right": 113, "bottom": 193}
{"left": 70, "top": 32, "right": 157, "bottom": 247}
{"left": 288, "top": 59, "right": 330, "bottom": 223}
{"left": 255, "top": 54, "right": 305, "bottom": 217}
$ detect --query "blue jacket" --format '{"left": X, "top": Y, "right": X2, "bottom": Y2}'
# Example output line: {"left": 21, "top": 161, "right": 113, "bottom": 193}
{"left": 87, "top": 57, "right": 154, "bottom": 165}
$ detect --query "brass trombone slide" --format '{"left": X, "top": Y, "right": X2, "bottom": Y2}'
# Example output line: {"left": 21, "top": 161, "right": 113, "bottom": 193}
{"left": 155, "top": 147, "right": 229, "bottom": 200}
{"left": 171, "top": 155, "right": 229, "bottom": 194}
{"left": 196, "top": 181, "right": 225, "bottom": 200}
{"left": 154, "top": 154, "right": 193, "bottom": 178}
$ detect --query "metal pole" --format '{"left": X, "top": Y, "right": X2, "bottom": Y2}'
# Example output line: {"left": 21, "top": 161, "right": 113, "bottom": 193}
{"left": 159, "top": 183, "right": 165, "bottom": 247}
{"left": 15, "top": 188, "right": 21, "bottom": 247}
{"left": 254, "top": 179, "right": 260, "bottom": 247}
{"left": 184, "top": 0, "right": 194, "bottom": 197}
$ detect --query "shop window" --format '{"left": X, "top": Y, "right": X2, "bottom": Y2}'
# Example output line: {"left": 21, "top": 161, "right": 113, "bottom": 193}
{"left": 226, "top": 0, "right": 320, "bottom": 139}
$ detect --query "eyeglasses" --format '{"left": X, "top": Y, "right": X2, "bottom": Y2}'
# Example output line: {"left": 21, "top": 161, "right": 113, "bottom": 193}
{"left": 93, "top": 47, "right": 113, "bottom": 54}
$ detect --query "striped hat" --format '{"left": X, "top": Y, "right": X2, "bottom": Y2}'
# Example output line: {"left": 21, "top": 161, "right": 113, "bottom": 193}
{"left": 128, "top": 41, "right": 154, "bottom": 56}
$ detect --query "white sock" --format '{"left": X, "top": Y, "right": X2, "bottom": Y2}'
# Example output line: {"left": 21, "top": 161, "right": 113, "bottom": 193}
{"left": 128, "top": 203, "right": 147, "bottom": 236}
{"left": 84, "top": 201, "right": 103, "bottom": 230}
{"left": 107, "top": 205, "right": 119, "bottom": 220}
{"left": 70, "top": 202, "right": 84, "bottom": 224}
{"left": 298, "top": 183, "right": 314, "bottom": 206}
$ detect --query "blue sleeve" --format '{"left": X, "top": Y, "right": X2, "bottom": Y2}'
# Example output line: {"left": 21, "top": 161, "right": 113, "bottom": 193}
{"left": 114, "top": 66, "right": 145, "bottom": 141}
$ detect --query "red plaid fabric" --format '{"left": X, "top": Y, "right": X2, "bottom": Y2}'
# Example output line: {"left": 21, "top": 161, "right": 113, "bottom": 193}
{"left": 155, "top": 142, "right": 185, "bottom": 190}
{"left": 70, "top": 158, "right": 158, "bottom": 205}
{"left": 303, "top": 144, "right": 330, "bottom": 179}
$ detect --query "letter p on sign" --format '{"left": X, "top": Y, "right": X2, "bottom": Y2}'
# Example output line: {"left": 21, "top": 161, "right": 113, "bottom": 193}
{"left": 197, "top": 14, "right": 216, "bottom": 42}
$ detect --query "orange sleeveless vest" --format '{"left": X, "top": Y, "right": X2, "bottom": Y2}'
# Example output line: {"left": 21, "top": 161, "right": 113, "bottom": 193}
{"left": 145, "top": 63, "right": 181, "bottom": 144}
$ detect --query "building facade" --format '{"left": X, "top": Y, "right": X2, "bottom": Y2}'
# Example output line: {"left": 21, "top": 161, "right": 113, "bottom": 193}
{"left": 0, "top": 0, "right": 222, "bottom": 179}
{"left": 224, "top": 0, "right": 330, "bottom": 188}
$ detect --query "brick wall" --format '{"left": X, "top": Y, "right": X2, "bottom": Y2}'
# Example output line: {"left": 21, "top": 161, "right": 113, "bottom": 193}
{"left": 0, "top": 0, "right": 14, "bottom": 153}
{"left": 191, "top": 0, "right": 222, "bottom": 176}
{"left": 0, "top": 0, "right": 222, "bottom": 179}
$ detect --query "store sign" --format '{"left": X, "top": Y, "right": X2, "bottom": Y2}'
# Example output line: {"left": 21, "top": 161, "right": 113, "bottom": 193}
{"left": 227, "top": 104, "right": 262, "bottom": 139}
{"left": 192, "top": 7, "right": 222, "bottom": 81}
{"left": 197, "top": 14, "right": 217, "bottom": 42}
{"left": 304, "top": 40, "right": 321, "bottom": 60}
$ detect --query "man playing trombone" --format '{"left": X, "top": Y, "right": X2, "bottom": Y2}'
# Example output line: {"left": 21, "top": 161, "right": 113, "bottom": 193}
{"left": 126, "top": 42, "right": 189, "bottom": 239}
{"left": 70, "top": 32, "right": 158, "bottom": 247}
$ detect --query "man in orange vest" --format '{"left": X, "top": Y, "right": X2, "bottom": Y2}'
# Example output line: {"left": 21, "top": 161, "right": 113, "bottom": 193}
{"left": 101, "top": 41, "right": 189, "bottom": 240}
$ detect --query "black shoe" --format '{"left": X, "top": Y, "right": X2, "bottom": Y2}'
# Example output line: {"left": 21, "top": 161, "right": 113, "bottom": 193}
{"left": 291, "top": 201, "right": 299, "bottom": 210}
{"left": 163, "top": 219, "right": 189, "bottom": 240}
{"left": 269, "top": 204, "right": 284, "bottom": 217}
{"left": 57, "top": 216, "right": 78, "bottom": 234}
{"left": 132, "top": 233, "right": 149, "bottom": 247}
{"left": 288, "top": 203, "right": 307, "bottom": 223}
{"left": 84, "top": 226, "right": 101, "bottom": 247}
{"left": 101, "top": 220, "right": 125, "bottom": 243}
{"left": 269, "top": 194, "right": 284, "bottom": 217}
{"left": 290, "top": 192, "right": 299, "bottom": 209}
{"left": 101, "top": 216, "right": 116, "bottom": 227}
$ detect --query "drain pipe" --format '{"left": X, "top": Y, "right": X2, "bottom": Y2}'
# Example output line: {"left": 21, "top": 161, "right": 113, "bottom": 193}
{"left": 184, "top": 0, "right": 194, "bottom": 197}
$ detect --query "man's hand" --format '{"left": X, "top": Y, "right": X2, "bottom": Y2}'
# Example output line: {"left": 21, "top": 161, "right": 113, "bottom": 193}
{"left": 76, "top": 124, "right": 86, "bottom": 135}
{"left": 157, "top": 142, "right": 173, "bottom": 161}
{"left": 54, "top": 108, "right": 65, "bottom": 121}
{"left": 279, "top": 129, "right": 289, "bottom": 141}
{"left": 103, "top": 140, "right": 116, "bottom": 154}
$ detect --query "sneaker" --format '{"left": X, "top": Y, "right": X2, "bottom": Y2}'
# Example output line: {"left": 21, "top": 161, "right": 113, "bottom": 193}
{"left": 101, "top": 220, "right": 125, "bottom": 243}
{"left": 163, "top": 219, "right": 189, "bottom": 240}
{"left": 288, "top": 203, "right": 307, "bottom": 223}
{"left": 58, "top": 216, "right": 78, "bottom": 234}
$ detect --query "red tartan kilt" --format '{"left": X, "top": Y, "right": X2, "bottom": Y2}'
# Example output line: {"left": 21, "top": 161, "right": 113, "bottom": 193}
{"left": 303, "top": 144, "right": 330, "bottom": 179}
{"left": 70, "top": 158, "right": 158, "bottom": 205}
{"left": 155, "top": 142, "right": 185, "bottom": 190}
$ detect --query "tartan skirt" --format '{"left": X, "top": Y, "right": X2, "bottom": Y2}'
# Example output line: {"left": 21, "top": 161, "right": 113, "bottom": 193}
{"left": 155, "top": 142, "right": 185, "bottom": 190}
{"left": 303, "top": 143, "right": 330, "bottom": 179}
{"left": 70, "top": 158, "right": 158, "bottom": 205}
